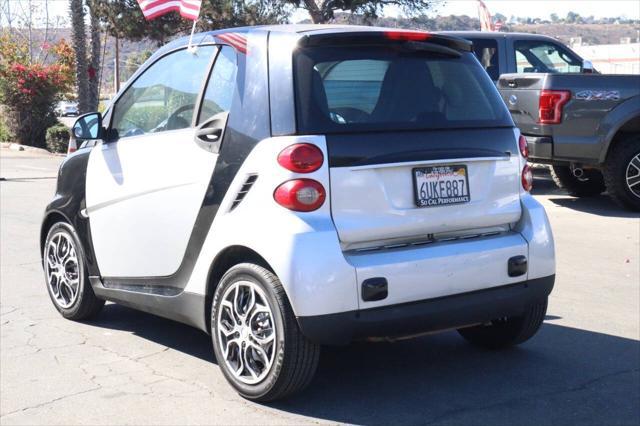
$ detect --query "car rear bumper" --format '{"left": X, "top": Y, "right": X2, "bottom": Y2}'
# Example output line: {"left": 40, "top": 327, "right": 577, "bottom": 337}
{"left": 297, "top": 274, "right": 555, "bottom": 345}
{"left": 525, "top": 135, "right": 553, "bottom": 162}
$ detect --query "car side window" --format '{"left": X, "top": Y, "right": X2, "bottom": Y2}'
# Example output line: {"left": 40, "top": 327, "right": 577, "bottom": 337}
{"left": 197, "top": 46, "right": 237, "bottom": 124}
{"left": 111, "top": 46, "right": 216, "bottom": 139}
{"left": 469, "top": 39, "right": 500, "bottom": 80}
{"left": 514, "top": 41, "right": 582, "bottom": 73}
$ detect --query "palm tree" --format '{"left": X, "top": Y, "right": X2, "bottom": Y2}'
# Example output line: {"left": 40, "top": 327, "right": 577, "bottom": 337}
{"left": 70, "top": 0, "right": 89, "bottom": 113}
{"left": 88, "top": 1, "right": 101, "bottom": 111}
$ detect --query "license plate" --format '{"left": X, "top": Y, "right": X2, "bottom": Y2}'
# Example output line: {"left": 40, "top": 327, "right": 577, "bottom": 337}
{"left": 413, "top": 165, "right": 471, "bottom": 207}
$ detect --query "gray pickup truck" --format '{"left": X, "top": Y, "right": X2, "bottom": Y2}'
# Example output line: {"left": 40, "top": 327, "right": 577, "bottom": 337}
{"left": 443, "top": 31, "right": 640, "bottom": 211}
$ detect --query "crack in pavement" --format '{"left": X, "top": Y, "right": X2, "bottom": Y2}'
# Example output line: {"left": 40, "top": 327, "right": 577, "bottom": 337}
{"left": 0, "top": 386, "right": 102, "bottom": 418}
{"left": 424, "top": 367, "right": 640, "bottom": 425}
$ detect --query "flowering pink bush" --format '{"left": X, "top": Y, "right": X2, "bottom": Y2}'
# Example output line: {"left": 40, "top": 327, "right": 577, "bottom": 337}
{"left": 0, "top": 34, "right": 74, "bottom": 147}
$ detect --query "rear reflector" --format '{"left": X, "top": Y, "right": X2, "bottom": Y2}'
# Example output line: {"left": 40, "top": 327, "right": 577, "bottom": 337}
{"left": 519, "top": 135, "right": 529, "bottom": 159}
{"left": 277, "top": 143, "right": 324, "bottom": 173}
{"left": 522, "top": 164, "right": 533, "bottom": 192}
{"left": 384, "top": 31, "right": 431, "bottom": 41}
{"left": 538, "top": 90, "right": 571, "bottom": 124}
{"left": 274, "top": 179, "right": 326, "bottom": 212}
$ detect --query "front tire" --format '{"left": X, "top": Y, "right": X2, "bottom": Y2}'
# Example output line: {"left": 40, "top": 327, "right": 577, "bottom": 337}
{"left": 603, "top": 135, "right": 640, "bottom": 211}
{"left": 550, "top": 165, "right": 605, "bottom": 197}
{"left": 457, "top": 298, "right": 547, "bottom": 349}
{"left": 43, "top": 222, "right": 104, "bottom": 320}
{"left": 211, "top": 263, "right": 319, "bottom": 402}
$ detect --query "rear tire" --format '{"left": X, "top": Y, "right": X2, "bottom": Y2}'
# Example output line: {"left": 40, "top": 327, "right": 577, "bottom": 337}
{"left": 550, "top": 165, "right": 605, "bottom": 197}
{"left": 43, "top": 222, "right": 104, "bottom": 320}
{"left": 457, "top": 298, "right": 547, "bottom": 349}
{"left": 211, "top": 263, "right": 319, "bottom": 402}
{"left": 603, "top": 134, "right": 640, "bottom": 211}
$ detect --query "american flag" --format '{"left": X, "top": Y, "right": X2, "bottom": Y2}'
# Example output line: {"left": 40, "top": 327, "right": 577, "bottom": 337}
{"left": 136, "top": 0, "right": 202, "bottom": 21}
{"left": 477, "top": 0, "right": 495, "bottom": 32}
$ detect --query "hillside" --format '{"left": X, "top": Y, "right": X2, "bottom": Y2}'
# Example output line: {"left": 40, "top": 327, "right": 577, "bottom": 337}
{"left": 5, "top": 16, "right": 638, "bottom": 97}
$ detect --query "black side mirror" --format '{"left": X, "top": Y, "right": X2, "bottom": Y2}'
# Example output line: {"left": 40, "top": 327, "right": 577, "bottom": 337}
{"left": 72, "top": 112, "right": 103, "bottom": 141}
{"left": 582, "top": 60, "right": 595, "bottom": 74}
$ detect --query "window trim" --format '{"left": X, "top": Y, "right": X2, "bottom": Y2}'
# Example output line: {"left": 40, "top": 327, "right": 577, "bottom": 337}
{"left": 106, "top": 43, "right": 220, "bottom": 141}
{"left": 194, "top": 45, "right": 239, "bottom": 126}
{"left": 513, "top": 40, "right": 583, "bottom": 74}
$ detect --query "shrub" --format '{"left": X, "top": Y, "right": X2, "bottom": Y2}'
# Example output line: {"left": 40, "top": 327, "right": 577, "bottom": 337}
{"left": 45, "top": 123, "right": 70, "bottom": 153}
{"left": 0, "top": 33, "right": 75, "bottom": 148}
{"left": 0, "top": 114, "right": 11, "bottom": 142}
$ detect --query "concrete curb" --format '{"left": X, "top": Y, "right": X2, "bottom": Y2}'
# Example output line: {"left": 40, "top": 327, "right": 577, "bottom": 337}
{"left": 1, "top": 142, "right": 65, "bottom": 156}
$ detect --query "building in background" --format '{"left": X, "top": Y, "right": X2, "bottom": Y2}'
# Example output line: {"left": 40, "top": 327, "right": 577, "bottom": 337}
{"left": 571, "top": 38, "right": 640, "bottom": 74}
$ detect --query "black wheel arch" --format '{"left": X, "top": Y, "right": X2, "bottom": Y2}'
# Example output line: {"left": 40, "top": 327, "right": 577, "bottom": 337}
{"left": 204, "top": 245, "right": 274, "bottom": 332}
{"left": 602, "top": 113, "right": 640, "bottom": 164}
{"left": 41, "top": 148, "right": 101, "bottom": 277}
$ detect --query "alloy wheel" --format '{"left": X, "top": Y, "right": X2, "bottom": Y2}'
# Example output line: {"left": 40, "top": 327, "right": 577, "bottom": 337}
{"left": 626, "top": 153, "right": 640, "bottom": 198}
{"left": 45, "top": 232, "right": 80, "bottom": 309}
{"left": 216, "top": 281, "right": 276, "bottom": 384}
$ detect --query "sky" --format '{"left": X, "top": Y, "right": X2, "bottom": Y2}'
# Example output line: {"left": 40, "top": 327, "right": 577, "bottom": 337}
{"left": 2, "top": 0, "right": 640, "bottom": 27}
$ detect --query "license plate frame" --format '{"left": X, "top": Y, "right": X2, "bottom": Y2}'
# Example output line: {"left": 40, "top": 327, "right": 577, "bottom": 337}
{"left": 413, "top": 165, "right": 471, "bottom": 208}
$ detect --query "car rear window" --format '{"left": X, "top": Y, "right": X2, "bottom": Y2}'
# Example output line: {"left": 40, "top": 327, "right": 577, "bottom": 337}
{"left": 294, "top": 45, "right": 512, "bottom": 134}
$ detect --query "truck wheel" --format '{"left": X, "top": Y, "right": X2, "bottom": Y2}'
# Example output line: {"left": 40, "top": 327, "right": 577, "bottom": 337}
{"left": 211, "top": 263, "right": 319, "bottom": 401}
{"left": 549, "top": 165, "right": 605, "bottom": 197}
{"left": 603, "top": 134, "right": 640, "bottom": 211}
{"left": 457, "top": 298, "right": 547, "bottom": 349}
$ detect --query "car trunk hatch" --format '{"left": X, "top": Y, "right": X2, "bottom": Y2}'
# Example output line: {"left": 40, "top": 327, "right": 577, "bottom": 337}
{"left": 326, "top": 128, "right": 522, "bottom": 248}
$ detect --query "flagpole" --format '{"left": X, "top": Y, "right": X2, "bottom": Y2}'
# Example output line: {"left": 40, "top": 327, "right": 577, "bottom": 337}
{"left": 187, "top": 19, "right": 197, "bottom": 53}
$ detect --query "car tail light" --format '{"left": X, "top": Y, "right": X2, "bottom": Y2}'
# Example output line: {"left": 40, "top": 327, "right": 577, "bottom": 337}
{"left": 277, "top": 143, "right": 323, "bottom": 173}
{"left": 274, "top": 179, "right": 326, "bottom": 212}
{"left": 518, "top": 134, "right": 529, "bottom": 159}
{"left": 521, "top": 164, "right": 533, "bottom": 192}
{"left": 384, "top": 31, "right": 431, "bottom": 41}
{"left": 538, "top": 90, "right": 571, "bottom": 124}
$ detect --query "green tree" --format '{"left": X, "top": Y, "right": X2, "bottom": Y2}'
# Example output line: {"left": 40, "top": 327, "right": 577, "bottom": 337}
{"left": 92, "top": 0, "right": 291, "bottom": 47}
{"left": 566, "top": 11, "right": 580, "bottom": 24}
{"left": 290, "top": 0, "right": 442, "bottom": 24}
{"left": 70, "top": 0, "right": 90, "bottom": 113}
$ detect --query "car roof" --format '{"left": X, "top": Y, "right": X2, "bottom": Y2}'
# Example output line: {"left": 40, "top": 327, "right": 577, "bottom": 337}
{"left": 439, "top": 31, "right": 560, "bottom": 42}
{"left": 162, "top": 24, "right": 471, "bottom": 54}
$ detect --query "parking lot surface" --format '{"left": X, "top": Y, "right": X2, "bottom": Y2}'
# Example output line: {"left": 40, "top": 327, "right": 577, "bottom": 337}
{"left": 1, "top": 149, "right": 639, "bottom": 425}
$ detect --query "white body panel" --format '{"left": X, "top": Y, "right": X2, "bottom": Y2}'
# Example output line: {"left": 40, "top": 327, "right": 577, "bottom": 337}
{"left": 329, "top": 155, "right": 522, "bottom": 247}
{"left": 348, "top": 232, "right": 528, "bottom": 309}
{"left": 86, "top": 129, "right": 217, "bottom": 277}
{"left": 183, "top": 135, "right": 360, "bottom": 317}
{"left": 183, "top": 135, "right": 555, "bottom": 317}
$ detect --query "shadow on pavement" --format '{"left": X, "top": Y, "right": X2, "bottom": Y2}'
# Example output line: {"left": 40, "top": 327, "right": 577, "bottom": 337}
{"left": 531, "top": 166, "right": 638, "bottom": 219}
{"left": 88, "top": 303, "right": 215, "bottom": 363}
{"left": 89, "top": 303, "right": 639, "bottom": 426}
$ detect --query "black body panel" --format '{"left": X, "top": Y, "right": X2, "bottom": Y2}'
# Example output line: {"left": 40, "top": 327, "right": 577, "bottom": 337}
{"left": 297, "top": 275, "right": 555, "bottom": 345}
{"left": 325, "top": 127, "right": 516, "bottom": 168}
{"left": 90, "top": 278, "right": 208, "bottom": 331}
{"left": 41, "top": 148, "right": 101, "bottom": 277}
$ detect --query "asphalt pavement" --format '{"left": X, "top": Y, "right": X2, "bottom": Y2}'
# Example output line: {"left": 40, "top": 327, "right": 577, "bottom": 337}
{"left": 1, "top": 148, "right": 638, "bottom": 425}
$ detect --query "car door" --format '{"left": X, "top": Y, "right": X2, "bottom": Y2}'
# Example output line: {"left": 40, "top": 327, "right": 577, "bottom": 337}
{"left": 86, "top": 45, "right": 237, "bottom": 279}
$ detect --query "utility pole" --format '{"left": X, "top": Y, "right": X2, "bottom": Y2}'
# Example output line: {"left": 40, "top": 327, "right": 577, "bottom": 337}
{"left": 114, "top": 34, "right": 120, "bottom": 94}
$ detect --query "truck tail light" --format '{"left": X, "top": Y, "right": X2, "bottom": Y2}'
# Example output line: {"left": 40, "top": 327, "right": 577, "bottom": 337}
{"left": 277, "top": 143, "right": 324, "bottom": 173}
{"left": 274, "top": 179, "right": 326, "bottom": 212}
{"left": 518, "top": 134, "right": 529, "bottom": 159}
{"left": 538, "top": 90, "right": 571, "bottom": 124}
{"left": 522, "top": 164, "right": 533, "bottom": 192}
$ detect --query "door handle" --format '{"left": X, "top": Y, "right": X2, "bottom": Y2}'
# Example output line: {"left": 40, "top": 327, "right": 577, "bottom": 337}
{"left": 194, "top": 112, "right": 229, "bottom": 153}
{"left": 196, "top": 127, "right": 222, "bottom": 142}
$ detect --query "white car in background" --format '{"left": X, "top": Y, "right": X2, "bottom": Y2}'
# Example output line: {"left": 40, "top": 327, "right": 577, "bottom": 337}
{"left": 56, "top": 100, "right": 79, "bottom": 117}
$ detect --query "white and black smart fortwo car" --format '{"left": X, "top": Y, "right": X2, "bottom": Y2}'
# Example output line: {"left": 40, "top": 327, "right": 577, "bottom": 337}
{"left": 41, "top": 25, "right": 555, "bottom": 401}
